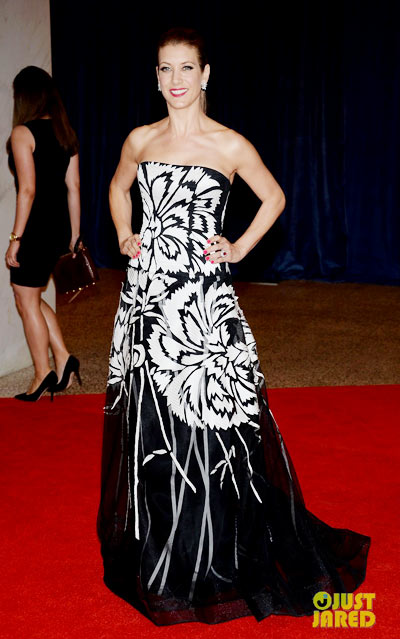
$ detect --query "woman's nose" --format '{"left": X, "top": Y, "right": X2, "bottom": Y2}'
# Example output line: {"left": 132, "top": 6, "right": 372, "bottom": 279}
{"left": 172, "top": 68, "right": 182, "bottom": 85}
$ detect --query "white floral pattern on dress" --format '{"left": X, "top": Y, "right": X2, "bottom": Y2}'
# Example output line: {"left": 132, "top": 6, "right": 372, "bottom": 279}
{"left": 148, "top": 279, "right": 259, "bottom": 430}
{"left": 137, "top": 162, "right": 228, "bottom": 276}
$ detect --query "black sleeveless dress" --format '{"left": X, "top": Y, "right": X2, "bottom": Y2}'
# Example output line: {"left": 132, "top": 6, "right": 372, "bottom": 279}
{"left": 9, "top": 119, "right": 72, "bottom": 288}
{"left": 97, "top": 161, "right": 371, "bottom": 625}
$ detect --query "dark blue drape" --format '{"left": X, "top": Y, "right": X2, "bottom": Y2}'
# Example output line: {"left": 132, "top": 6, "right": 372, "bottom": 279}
{"left": 50, "top": 0, "right": 399, "bottom": 283}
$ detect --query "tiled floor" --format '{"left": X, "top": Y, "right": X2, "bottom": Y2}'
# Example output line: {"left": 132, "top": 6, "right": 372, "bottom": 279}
{"left": 1, "top": 269, "right": 399, "bottom": 397}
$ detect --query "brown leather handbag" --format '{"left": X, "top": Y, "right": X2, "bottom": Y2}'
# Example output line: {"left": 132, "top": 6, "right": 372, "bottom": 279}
{"left": 53, "top": 237, "right": 99, "bottom": 297}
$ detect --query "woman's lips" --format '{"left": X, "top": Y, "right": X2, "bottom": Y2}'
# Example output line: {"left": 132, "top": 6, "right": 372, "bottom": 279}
{"left": 169, "top": 88, "right": 188, "bottom": 97}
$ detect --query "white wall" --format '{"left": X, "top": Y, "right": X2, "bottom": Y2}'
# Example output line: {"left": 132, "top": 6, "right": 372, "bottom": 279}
{"left": 0, "top": 0, "right": 54, "bottom": 376}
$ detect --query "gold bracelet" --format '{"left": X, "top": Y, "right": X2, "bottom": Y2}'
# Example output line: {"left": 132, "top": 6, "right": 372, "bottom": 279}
{"left": 9, "top": 232, "right": 21, "bottom": 241}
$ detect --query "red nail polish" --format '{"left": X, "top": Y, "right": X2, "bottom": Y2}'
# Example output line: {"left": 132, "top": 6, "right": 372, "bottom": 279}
{"left": 206, "top": 257, "right": 209, "bottom": 261}
{"left": 207, "top": 240, "right": 211, "bottom": 244}
{"left": 211, "top": 260, "right": 214, "bottom": 264}
{"left": 203, "top": 250, "right": 207, "bottom": 254}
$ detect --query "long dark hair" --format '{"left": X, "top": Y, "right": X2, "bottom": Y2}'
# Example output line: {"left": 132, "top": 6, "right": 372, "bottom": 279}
{"left": 157, "top": 27, "right": 209, "bottom": 113}
{"left": 7, "top": 66, "right": 78, "bottom": 155}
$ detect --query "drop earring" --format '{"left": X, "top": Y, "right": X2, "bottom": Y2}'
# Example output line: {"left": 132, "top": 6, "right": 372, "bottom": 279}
{"left": 157, "top": 80, "right": 161, "bottom": 92}
{"left": 201, "top": 81, "right": 208, "bottom": 91}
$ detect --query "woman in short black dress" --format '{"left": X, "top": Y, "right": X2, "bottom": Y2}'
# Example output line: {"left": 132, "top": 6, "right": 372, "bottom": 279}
{"left": 6, "top": 66, "right": 81, "bottom": 401}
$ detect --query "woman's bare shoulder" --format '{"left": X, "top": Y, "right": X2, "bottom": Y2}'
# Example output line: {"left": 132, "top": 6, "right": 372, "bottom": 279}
{"left": 124, "top": 119, "right": 168, "bottom": 159}
{"left": 220, "top": 127, "right": 254, "bottom": 154}
{"left": 11, "top": 124, "right": 35, "bottom": 144}
{"left": 206, "top": 121, "right": 257, "bottom": 171}
{"left": 204, "top": 118, "right": 249, "bottom": 149}
{"left": 126, "top": 119, "right": 167, "bottom": 142}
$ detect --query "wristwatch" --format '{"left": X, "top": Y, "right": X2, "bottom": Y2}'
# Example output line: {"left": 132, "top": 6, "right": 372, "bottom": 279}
{"left": 9, "top": 232, "right": 21, "bottom": 241}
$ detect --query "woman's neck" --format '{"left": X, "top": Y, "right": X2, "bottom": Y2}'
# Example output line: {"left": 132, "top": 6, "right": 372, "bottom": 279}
{"left": 166, "top": 102, "right": 207, "bottom": 138}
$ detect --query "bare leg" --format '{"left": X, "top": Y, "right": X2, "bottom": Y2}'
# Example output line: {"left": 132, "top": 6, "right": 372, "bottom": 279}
{"left": 12, "top": 284, "right": 52, "bottom": 393}
{"left": 40, "top": 299, "right": 70, "bottom": 378}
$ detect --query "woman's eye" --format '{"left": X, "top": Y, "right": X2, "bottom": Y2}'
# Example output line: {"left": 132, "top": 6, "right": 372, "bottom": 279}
{"left": 183, "top": 66, "right": 194, "bottom": 71}
{"left": 160, "top": 66, "right": 170, "bottom": 72}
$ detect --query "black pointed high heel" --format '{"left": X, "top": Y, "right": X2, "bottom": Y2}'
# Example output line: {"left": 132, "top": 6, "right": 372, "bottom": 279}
{"left": 15, "top": 371, "right": 58, "bottom": 402}
{"left": 53, "top": 355, "right": 82, "bottom": 392}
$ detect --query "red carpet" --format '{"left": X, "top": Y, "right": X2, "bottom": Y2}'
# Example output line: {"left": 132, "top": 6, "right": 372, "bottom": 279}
{"left": 0, "top": 385, "right": 398, "bottom": 638}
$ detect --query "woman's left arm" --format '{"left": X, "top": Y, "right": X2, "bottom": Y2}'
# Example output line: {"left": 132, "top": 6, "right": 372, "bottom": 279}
{"left": 206, "top": 134, "right": 286, "bottom": 264}
{"left": 65, "top": 153, "right": 81, "bottom": 251}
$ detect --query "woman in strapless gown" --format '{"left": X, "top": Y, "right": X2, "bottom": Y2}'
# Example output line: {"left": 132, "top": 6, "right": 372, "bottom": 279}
{"left": 97, "top": 27, "right": 370, "bottom": 626}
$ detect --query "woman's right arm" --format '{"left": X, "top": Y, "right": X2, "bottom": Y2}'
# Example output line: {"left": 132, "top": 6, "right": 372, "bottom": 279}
{"left": 5, "top": 125, "right": 35, "bottom": 267}
{"left": 109, "top": 130, "right": 142, "bottom": 259}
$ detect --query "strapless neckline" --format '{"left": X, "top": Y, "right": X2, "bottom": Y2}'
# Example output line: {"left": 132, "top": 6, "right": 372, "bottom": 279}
{"left": 138, "top": 160, "right": 232, "bottom": 185}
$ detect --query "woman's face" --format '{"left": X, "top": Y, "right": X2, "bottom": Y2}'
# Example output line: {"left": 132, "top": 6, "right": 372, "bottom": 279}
{"left": 157, "top": 43, "right": 209, "bottom": 110}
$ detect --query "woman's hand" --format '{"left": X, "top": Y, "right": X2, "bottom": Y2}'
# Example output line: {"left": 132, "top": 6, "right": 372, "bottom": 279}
{"left": 69, "top": 234, "right": 84, "bottom": 255}
{"left": 5, "top": 241, "right": 20, "bottom": 268}
{"left": 69, "top": 235, "right": 83, "bottom": 258}
{"left": 119, "top": 233, "right": 141, "bottom": 258}
{"left": 69, "top": 235, "right": 82, "bottom": 252}
{"left": 204, "top": 234, "right": 246, "bottom": 264}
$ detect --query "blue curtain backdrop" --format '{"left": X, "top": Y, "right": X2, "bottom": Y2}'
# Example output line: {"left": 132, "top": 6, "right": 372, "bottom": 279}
{"left": 50, "top": 0, "right": 399, "bottom": 284}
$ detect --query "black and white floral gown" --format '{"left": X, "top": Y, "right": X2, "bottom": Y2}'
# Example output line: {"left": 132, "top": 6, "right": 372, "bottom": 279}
{"left": 97, "top": 161, "right": 370, "bottom": 625}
